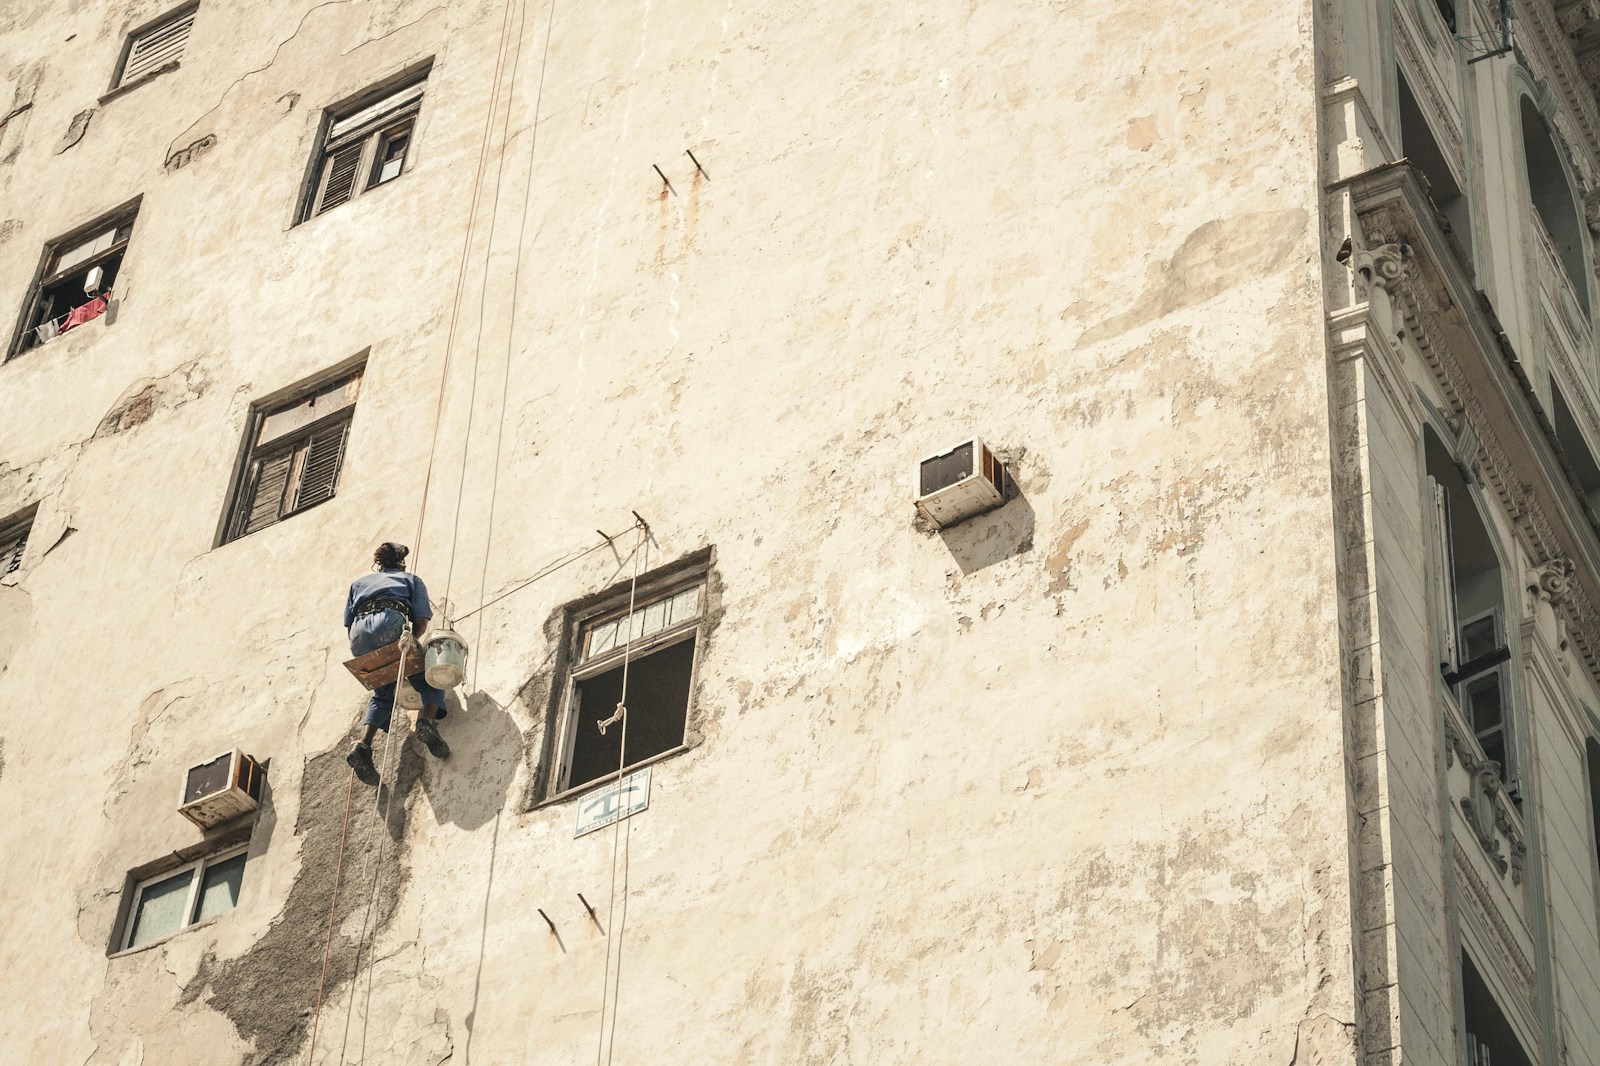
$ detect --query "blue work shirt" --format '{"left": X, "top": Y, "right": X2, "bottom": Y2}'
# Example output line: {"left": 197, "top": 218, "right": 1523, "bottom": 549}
{"left": 344, "top": 569, "right": 434, "bottom": 628}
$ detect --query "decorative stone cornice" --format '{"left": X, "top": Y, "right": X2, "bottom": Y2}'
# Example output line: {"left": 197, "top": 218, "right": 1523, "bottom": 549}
{"left": 1339, "top": 162, "right": 1600, "bottom": 687}
{"left": 1453, "top": 840, "right": 1538, "bottom": 987}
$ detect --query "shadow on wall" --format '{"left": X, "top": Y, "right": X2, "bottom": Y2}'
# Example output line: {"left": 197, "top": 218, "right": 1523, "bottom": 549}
{"left": 938, "top": 486, "right": 1035, "bottom": 575}
{"left": 416, "top": 687, "right": 521, "bottom": 832}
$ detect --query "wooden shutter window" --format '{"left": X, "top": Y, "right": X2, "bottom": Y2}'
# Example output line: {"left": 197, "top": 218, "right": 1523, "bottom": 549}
{"left": 314, "top": 143, "right": 366, "bottom": 216}
{"left": 239, "top": 451, "right": 294, "bottom": 538}
{"left": 292, "top": 420, "right": 350, "bottom": 510}
{"left": 119, "top": 9, "right": 196, "bottom": 87}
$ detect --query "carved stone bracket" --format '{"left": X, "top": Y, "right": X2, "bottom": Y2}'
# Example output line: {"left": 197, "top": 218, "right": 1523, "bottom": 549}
{"left": 1354, "top": 242, "right": 1414, "bottom": 295}
{"left": 1529, "top": 556, "right": 1578, "bottom": 605}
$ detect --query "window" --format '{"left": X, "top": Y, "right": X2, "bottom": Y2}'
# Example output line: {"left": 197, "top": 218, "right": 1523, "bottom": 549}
{"left": 300, "top": 70, "right": 428, "bottom": 221}
{"left": 1520, "top": 97, "right": 1592, "bottom": 318}
{"left": 0, "top": 507, "right": 34, "bottom": 575}
{"left": 1427, "top": 427, "right": 1519, "bottom": 794}
{"left": 551, "top": 570, "right": 707, "bottom": 796}
{"left": 1433, "top": 0, "right": 1457, "bottom": 33}
{"left": 111, "top": 3, "right": 197, "bottom": 92}
{"left": 1549, "top": 380, "right": 1600, "bottom": 517}
{"left": 9, "top": 203, "right": 137, "bottom": 359}
{"left": 120, "top": 845, "right": 247, "bottom": 951}
{"left": 223, "top": 366, "right": 361, "bottom": 543}
{"left": 1398, "top": 71, "right": 1472, "bottom": 263}
{"left": 1461, "top": 954, "right": 1534, "bottom": 1066}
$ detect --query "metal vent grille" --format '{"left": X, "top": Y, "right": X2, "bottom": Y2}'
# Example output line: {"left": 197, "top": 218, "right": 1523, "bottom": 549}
{"left": 919, "top": 441, "right": 974, "bottom": 497}
{"left": 119, "top": 8, "right": 196, "bottom": 88}
{"left": 184, "top": 752, "right": 232, "bottom": 804}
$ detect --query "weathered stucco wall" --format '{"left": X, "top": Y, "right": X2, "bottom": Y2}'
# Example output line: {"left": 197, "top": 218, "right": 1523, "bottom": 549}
{"left": 0, "top": 1, "right": 1348, "bottom": 1063}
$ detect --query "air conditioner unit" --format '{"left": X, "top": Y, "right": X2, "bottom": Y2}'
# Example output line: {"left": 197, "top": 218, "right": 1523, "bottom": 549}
{"left": 915, "top": 437, "right": 1009, "bottom": 528}
{"left": 178, "top": 750, "right": 265, "bottom": 830}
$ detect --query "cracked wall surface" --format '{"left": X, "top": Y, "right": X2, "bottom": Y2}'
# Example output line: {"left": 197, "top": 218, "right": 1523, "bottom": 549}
{"left": 0, "top": 0, "right": 1364, "bottom": 1064}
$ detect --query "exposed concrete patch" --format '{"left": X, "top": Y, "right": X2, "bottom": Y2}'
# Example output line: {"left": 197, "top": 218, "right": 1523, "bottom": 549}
{"left": 94, "top": 361, "right": 210, "bottom": 439}
{"left": 164, "top": 134, "right": 217, "bottom": 172}
{"left": 179, "top": 738, "right": 421, "bottom": 1065}
{"left": 56, "top": 108, "right": 94, "bottom": 154}
{"left": 1289, "top": 1012, "right": 1356, "bottom": 1065}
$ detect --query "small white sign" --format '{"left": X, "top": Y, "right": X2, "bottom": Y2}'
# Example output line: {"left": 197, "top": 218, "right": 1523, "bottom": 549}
{"left": 574, "top": 768, "right": 651, "bottom": 838}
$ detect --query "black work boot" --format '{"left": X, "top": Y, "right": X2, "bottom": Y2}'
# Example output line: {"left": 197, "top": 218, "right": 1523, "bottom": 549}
{"left": 415, "top": 717, "right": 450, "bottom": 759}
{"left": 346, "top": 742, "right": 380, "bottom": 785}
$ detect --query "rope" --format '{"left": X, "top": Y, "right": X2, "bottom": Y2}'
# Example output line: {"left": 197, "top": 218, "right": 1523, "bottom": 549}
{"left": 348, "top": 623, "right": 414, "bottom": 1063}
{"left": 597, "top": 521, "right": 648, "bottom": 1066}
{"left": 303, "top": 768, "right": 357, "bottom": 1065}
{"left": 467, "top": 0, "right": 560, "bottom": 640}
{"left": 409, "top": 0, "right": 522, "bottom": 575}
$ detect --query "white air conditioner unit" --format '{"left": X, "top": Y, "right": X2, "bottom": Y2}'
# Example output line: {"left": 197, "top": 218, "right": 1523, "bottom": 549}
{"left": 915, "top": 437, "right": 1009, "bottom": 528}
{"left": 178, "top": 749, "right": 265, "bottom": 830}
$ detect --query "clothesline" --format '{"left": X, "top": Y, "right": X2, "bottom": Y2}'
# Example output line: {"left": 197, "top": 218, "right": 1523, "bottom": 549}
{"left": 33, "top": 290, "right": 111, "bottom": 344}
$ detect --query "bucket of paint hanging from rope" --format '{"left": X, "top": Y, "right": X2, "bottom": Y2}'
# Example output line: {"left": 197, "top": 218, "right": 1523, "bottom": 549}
{"left": 424, "top": 628, "right": 469, "bottom": 689}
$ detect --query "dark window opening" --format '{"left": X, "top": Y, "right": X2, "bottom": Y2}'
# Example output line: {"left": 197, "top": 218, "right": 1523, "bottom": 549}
{"left": 9, "top": 210, "right": 136, "bottom": 359}
{"left": 555, "top": 579, "right": 704, "bottom": 795}
{"left": 1521, "top": 97, "right": 1592, "bottom": 319}
{"left": 1586, "top": 738, "right": 1600, "bottom": 911}
{"left": 1427, "top": 428, "right": 1518, "bottom": 792}
{"left": 223, "top": 367, "right": 361, "bottom": 543}
{"left": 1549, "top": 379, "right": 1600, "bottom": 517}
{"left": 568, "top": 637, "right": 695, "bottom": 791}
{"left": 300, "top": 72, "right": 427, "bottom": 221}
{"left": 1462, "top": 954, "right": 1534, "bottom": 1066}
{"left": 0, "top": 506, "right": 35, "bottom": 575}
{"left": 1434, "top": 0, "right": 1457, "bottom": 33}
{"left": 1399, "top": 71, "right": 1473, "bottom": 265}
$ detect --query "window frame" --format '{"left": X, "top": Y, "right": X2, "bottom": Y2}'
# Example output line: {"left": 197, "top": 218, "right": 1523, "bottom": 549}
{"left": 545, "top": 564, "right": 710, "bottom": 802}
{"left": 118, "top": 842, "right": 248, "bottom": 953}
{"left": 217, "top": 360, "right": 364, "bottom": 547}
{"left": 107, "top": 2, "right": 199, "bottom": 97}
{"left": 296, "top": 65, "right": 430, "bottom": 224}
{"left": 6, "top": 199, "right": 140, "bottom": 361}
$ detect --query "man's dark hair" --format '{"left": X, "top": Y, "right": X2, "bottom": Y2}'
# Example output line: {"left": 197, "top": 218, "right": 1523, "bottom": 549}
{"left": 374, "top": 542, "right": 409, "bottom": 570}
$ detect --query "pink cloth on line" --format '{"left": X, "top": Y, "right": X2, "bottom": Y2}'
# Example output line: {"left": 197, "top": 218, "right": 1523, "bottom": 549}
{"left": 59, "top": 295, "right": 109, "bottom": 333}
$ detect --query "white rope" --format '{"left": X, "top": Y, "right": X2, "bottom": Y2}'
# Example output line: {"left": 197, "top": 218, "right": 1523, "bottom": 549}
{"left": 597, "top": 521, "right": 648, "bottom": 1066}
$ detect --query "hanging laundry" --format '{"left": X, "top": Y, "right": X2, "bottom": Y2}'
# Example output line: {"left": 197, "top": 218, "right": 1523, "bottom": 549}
{"left": 33, "top": 319, "right": 60, "bottom": 344}
{"left": 59, "top": 294, "right": 109, "bottom": 333}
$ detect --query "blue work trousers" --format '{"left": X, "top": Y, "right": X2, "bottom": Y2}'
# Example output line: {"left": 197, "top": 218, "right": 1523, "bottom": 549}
{"left": 349, "top": 609, "right": 444, "bottom": 732}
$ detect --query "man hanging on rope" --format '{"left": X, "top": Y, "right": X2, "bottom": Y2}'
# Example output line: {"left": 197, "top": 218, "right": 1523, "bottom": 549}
{"left": 344, "top": 542, "right": 450, "bottom": 784}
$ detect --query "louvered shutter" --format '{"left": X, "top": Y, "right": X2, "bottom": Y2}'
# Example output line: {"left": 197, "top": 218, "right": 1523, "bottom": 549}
{"left": 119, "top": 9, "right": 196, "bottom": 87}
{"left": 314, "top": 143, "right": 365, "bottom": 216}
{"left": 0, "top": 526, "right": 27, "bottom": 575}
{"left": 238, "top": 451, "right": 294, "bottom": 537}
{"left": 291, "top": 419, "right": 350, "bottom": 510}
{"left": 1429, "top": 478, "right": 1460, "bottom": 673}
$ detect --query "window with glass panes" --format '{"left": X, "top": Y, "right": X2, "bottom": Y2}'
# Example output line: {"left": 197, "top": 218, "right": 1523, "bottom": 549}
{"left": 121, "top": 846, "right": 247, "bottom": 951}
{"left": 300, "top": 70, "right": 428, "bottom": 221}
{"left": 552, "top": 577, "right": 705, "bottom": 796}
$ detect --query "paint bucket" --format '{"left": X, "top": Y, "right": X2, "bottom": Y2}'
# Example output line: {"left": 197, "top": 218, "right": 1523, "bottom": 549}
{"left": 424, "top": 629, "right": 469, "bottom": 689}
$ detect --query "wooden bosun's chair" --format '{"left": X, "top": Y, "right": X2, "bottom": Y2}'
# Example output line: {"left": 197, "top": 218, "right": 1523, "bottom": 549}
{"left": 343, "top": 638, "right": 424, "bottom": 691}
